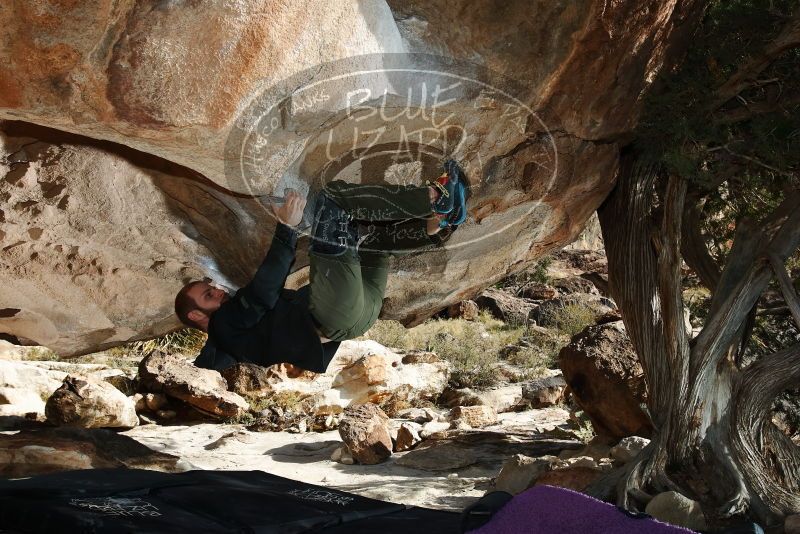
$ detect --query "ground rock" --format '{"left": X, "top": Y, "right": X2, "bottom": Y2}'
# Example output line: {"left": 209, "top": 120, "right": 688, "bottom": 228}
{"left": 221, "top": 362, "right": 286, "bottom": 397}
{"left": 401, "top": 351, "right": 441, "bottom": 364}
{"left": 517, "top": 283, "right": 559, "bottom": 301}
{"left": 447, "top": 300, "right": 479, "bottom": 321}
{"left": 610, "top": 436, "right": 650, "bottom": 464}
{"left": 522, "top": 375, "right": 567, "bottom": 408}
{"left": 475, "top": 289, "right": 536, "bottom": 326}
{"left": 420, "top": 421, "right": 451, "bottom": 438}
{"left": 0, "top": 426, "right": 189, "bottom": 477}
{"left": 449, "top": 406, "right": 497, "bottom": 428}
{"left": 338, "top": 403, "right": 393, "bottom": 465}
{"left": 534, "top": 465, "right": 604, "bottom": 492}
{"left": 396, "top": 407, "right": 436, "bottom": 423}
{"left": 645, "top": 491, "right": 707, "bottom": 531}
{"left": 395, "top": 422, "right": 422, "bottom": 452}
{"left": 494, "top": 454, "right": 559, "bottom": 494}
{"left": 144, "top": 393, "right": 169, "bottom": 412}
{"left": 45, "top": 376, "right": 138, "bottom": 429}
{"left": 558, "top": 322, "right": 652, "bottom": 440}
{"left": 552, "top": 276, "right": 600, "bottom": 295}
{"left": 0, "top": 387, "right": 45, "bottom": 418}
{"left": 138, "top": 350, "right": 248, "bottom": 419}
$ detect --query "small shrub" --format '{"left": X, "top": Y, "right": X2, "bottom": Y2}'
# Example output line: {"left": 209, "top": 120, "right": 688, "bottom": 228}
{"left": 20, "top": 346, "right": 58, "bottom": 361}
{"left": 361, "top": 320, "right": 408, "bottom": 349}
{"left": 549, "top": 304, "right": 596, "bottom": 338}
{"left": 107, "top": 329, "right": 207, "bottom": 358}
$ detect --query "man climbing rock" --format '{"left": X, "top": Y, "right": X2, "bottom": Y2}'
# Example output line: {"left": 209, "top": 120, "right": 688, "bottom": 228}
{"left": 174, "top": 160, "right": 469, "bottom": 373}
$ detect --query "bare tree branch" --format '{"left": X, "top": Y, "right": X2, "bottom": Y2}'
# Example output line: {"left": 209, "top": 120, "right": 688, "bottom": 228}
{"left": 715, "top": 93, "right": 800, "bottom": 124}
{"left": 768, "top": 251, "right": 800, "bottom": 329}
{"left": 681, "top": 198, "right": 721, "bottom": 291}
{"left": 710, "top": 5, "right": 800, "bottom": 110}
{"left": 691, "top": 192, "right": 800, "bottom": 376}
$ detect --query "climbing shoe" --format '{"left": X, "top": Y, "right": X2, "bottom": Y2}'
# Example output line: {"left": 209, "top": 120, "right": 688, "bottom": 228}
{"left": 438, "top": 179, "right": 469, "bottom": 229}
{"left": 431, "top": 159, "right": 467, "bottom": 214}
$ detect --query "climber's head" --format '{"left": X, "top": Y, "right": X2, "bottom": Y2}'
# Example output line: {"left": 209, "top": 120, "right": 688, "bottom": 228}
{"left": 174, "top": 280, "right": 229, "bottom": 331}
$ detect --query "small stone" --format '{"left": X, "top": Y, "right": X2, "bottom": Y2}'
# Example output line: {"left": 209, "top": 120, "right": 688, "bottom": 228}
{"left": 338, "top": 403, "right": 393, "bottom": 464}
{"left": 449, "top": 405, "right": 497, "bottom": 428}
{"left": 447, "top": 473, "right": 458, "bottom": 479}
{"left": 339, "top": 455, "right": 354, "bottom": 465}
{"left": 394, "top": 422, "right": 422, "bottom": 452}
{"left": 156, "top": 409, "right": 176, "bottom": 420}
{"left": 420, "top": 421, "right": 451, "bottom": 438}
{"left": 330, "top": 446, "right": 344, "bottom": 462}
{"left": 132, "top": 393, "right": 146, "bottom": 413}
{"left": 610, "top": 436, "right": 650, "bottom": 464}
{"left": 145, "top": 393, "right": 168, "bottom": 412}
{"left": 396, "top": 407, "right": 433, "bottom": 423}
{"left": 494, "top": 454, "right": 558, "bottom": 494}
{"left": 400, "top": 351, "right": 441, "bottom": 364}
{"left": 139, "top": 413, "right": 157, "bottom": 425}
{"left": 645, "top": 491, "right": 707, "bottom": 531}
{"left": 565, "top": 456, "right": 598, "bottom": 469}
{"left": 297, "top": 419, "right": 307, "bottom": 433}
{"left": 446, "top": 300, "right": 479, "bottom": 321}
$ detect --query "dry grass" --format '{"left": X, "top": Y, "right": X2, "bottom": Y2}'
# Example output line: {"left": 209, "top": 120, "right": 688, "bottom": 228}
{"left": 362, "top": 311, "right": 559, "bottom": 389}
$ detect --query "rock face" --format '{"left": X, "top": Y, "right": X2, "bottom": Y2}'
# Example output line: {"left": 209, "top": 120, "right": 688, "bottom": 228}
{"left": 559, "top": 322, "right": 653, "bottom": 440}
{"left": 449, "top": 405, "right": 498, "bottom": 429}
{"left": 522, "top": 375, "right": 567, "bottom": 408}
{"left": 45, "top": 376, "right": 138, "bottom": 429}
{"left": 0, "top": 1, "right": 701, "bottom": 355}
{"left": 338, "top": 403, "right": 393, "bottom": 465}
{"left": 475, "top": 289, "right": 536, "bottom": 326}
{"left": 645, "top": 491, "right": 708, "bottom": 531}
{"left": 138, "top": 351, "right": 249, "bottom": 419}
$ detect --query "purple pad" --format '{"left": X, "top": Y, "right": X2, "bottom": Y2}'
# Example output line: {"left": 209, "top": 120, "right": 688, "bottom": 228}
{"left": 469, "top": 485, "right": 697, "bottom": 534}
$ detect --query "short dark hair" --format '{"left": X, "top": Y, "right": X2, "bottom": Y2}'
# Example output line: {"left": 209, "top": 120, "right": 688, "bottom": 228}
{"left": 174, "top": 281, "right": 204, "bottom": 328}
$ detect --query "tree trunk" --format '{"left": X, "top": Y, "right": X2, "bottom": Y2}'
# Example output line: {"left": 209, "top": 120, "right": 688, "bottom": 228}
{"left": 598, "top": 152, "right": 800, "bottom": 526}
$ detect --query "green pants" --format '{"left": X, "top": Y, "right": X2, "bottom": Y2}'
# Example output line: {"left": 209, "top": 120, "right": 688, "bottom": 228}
{"left": 308, "top": 180, "right": 436, "bottom": 342}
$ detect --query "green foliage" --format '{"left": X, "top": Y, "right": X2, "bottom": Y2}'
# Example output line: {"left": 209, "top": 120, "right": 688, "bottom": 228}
{"left": 20, "top": 346, "right": 59, "bottom": 361}
{"left": 495, "top": 256, "right": 552, "bottom": 290}
{"left": 635, "top": 0, "right": 799, "bottom": 249}
{"left": 548, "top": 304, "right": 597, "bottom": 338}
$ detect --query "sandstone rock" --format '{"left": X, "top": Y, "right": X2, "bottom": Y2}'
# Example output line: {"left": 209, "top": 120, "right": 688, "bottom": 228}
{"left": 475, "top": 289, "right": 536, "bottom": 326}
{"left": 559, "top": 436, "right": 612, "bottom": 462}
{"left": 645, "top": 491, "right": 707, "bottom": 532}
{"left": 0, "top": 360, "right": 64, "bottom": 409}
{"left": 517, "top": 283, "right": 559, "bottom": 301}
{"left": 396, "top": 407, "right": 436, "bottom": 423}
{"left": 221, "top": 363, "right": 284, "bottom": 397}
{"left": 0, "top": 387, "right": 45, "bottom": 418}
{"left": 144, "top": 393, "right": 169, "bottom": 412}
{"left": 338, "top": 403, "right": 393, "bottom": 465}
{"left": 132, "top": 393, "right": 146, "bottom": 413}
{"left": 45, "top": 376, "right": 138, "bottom": 429}
{"left": 552, "top": 277, "right": 599, "bottom": 296}
{"left": 0, "top": 426, "right": 188, "bottom": 477}
{"left": 401, "top": 351, "right": 441, "bottom": 364}
{"left": 785, "top": 514, "right": 800, "bottom": 534}
{"left": 420, "top": 421, "right": 451, "bottom": 438}
{"left": 449, "top": 406, "right": 497, "bottom": 428}
{"left": 494, "top": 454, "right": 558, "bottom": 494}
{"left": 610, "top": 436, "right": 650, "bottom": 464}
{"left": 446, "top": 300, "right": 480, "bottom": 321}
{"left": 534, "top": 465, "right": 604, "bottom": 492}
{"left": 395, "top": 422, "right": 423, "bottom": 452}
{"left": 558, "top": 322, "right": 652, "bottom": 440}
{"left": 564, "top": 456, "right": 598, "bottom": 469}
{"left": 522, "top": 375, "right": 567, "bottom": 408}
{"left": 0, "top": 0, "right": 701, "bottom": 355}
{"left": 395, "top": 441, "right": 479, "bottom": 471}
{"left": 138, "top": 351, "right": 248, "bottom": 419}
{"left": 297, "top": 341, "right": 449, "bottom": 415}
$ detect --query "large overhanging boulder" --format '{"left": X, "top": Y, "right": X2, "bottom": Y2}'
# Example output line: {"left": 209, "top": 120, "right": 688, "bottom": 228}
{"left": 0, "top": 1, "right": 698, "bottom": 355}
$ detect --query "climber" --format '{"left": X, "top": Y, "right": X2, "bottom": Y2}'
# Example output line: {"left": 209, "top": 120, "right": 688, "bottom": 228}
{"left": 174, "top": 160, "right": 469, "bottom": 373}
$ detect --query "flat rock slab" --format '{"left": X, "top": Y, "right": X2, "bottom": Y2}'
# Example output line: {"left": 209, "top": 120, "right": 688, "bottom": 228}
{"left": 395, "top": 430, "right": 582, "bottom": 472}
{"left": 0, "top": 425, "right": 190, "bottom": 478}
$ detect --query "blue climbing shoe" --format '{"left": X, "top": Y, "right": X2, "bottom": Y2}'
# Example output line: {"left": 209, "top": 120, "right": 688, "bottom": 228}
{"left": 431, "top": 159, "right": 466, "bottom": 214}
{"left": 438, "top": 179, "right": 469, "bottom": 229}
